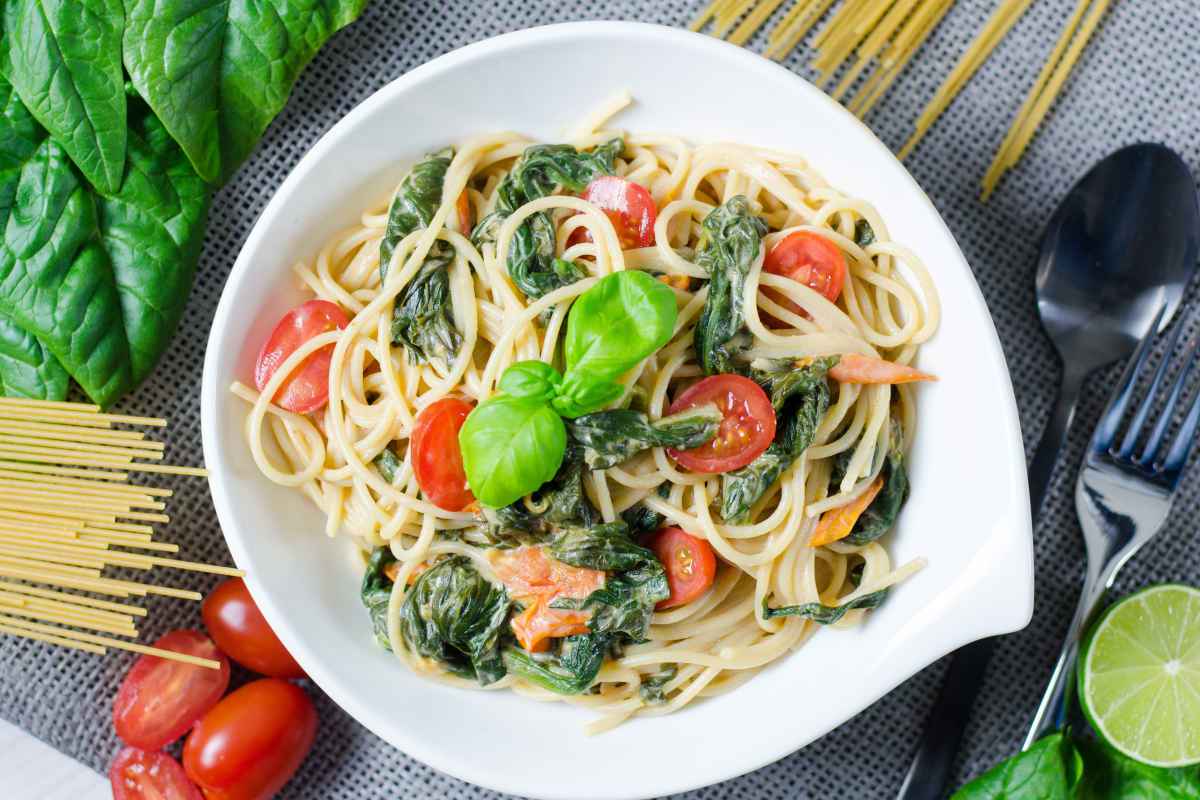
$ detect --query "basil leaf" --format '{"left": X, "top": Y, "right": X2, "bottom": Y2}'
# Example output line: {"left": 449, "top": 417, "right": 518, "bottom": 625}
{"left": 563, "top": 270, "right": 676, "bottom": 384}
{"left": 551, "top": 372, "right": 624, "bottom": 418}
{"left": 0, "top": 0, "right": 127, "bottom": 193}
{"left": 499, "top": 360, "right": 561, "bottom": 402}
{"left": 763, "top": 589, "right": 889, "bottom": 624}
{"left": 459, "top": 394, "right": 567, "bottom": 508}
{"left": 693, "top": 195, "right": 767, "bottom": 376}
{"left": 360, "top": 546, "right": 397, "bottom": 649}
{"left": 951, "top": 733, "right": 1082, "bottom": 800}
{"left": 398, "top": 556, "right": 510, "bottom": 685}
{"left": 0, "top": 310, "right": 68, "bottom": 399}
{"left": 123, "top": 0, "right": 368, "bottom": 184}
{"left": 502, "top": 632, "right": 606, "bottom": 695}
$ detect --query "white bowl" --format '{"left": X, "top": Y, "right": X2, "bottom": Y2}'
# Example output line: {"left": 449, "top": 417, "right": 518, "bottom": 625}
{"left": 201, "top": 21, "right": 1032, "bottom": 800}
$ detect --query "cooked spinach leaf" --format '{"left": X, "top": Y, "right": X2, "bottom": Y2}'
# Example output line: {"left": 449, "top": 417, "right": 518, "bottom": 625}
{"left": 374, "top": 448, "right": 402, "bottom": 485}
{"left": 492, "top": 443, "right": 599, "bottom": 538}
{"left": 951, "top": 733, "right": 1082, "bottom": 800}
{"left": 693, "top": 196, "right": 767, "bottom": 376}
{"left": 854, "top": 219, "right": 875, "bottom": 248}
{"left": 568, "top": 403, "right": 721, "bottom": 469}
{"left": 1, "top": 0, "right": 127, "bottom": 193}
{"left": 473, "top": 139, "right": 622, "bottom": 299}
{"left": 763, "top": 589, "right": 889, "bottom": 624}
{"left": 398, "top": 555, "right": 510, "bottom": 685}
{"left": 122, "top": 0, "right": 368, "bottom": 184}
{"left": 360, "top": 546, "right": 397, "bottom": 649}
{"left": 379, "top": 149, "right": 452, "bottom": 276}
{"left": 721, "top": 358, "right": 834, "bottom": 522}
{"left": 620, "top": 484, "right": 669, "bottom": 537}
{"left": 844, "top": 436, "right": 908, "bottom": 546}
{"left": 639, "top": 664, "right": 677, "bottom": 705}
{"left": 0, "top": 312, "right": 68, "bottom": 400}
{"left": 550, "top": 521, "right": 669, "bottom": 640}
{"left": 502, "top": 632, "right": 606, "bottom": 695}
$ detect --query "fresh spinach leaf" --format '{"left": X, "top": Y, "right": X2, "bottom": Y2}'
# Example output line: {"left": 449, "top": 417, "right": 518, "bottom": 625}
{"left": 474, "top": 138, "right": 622, "bottom": 298}
{"left": 122, "top": 0, "right": 368, "bottom": 184}
{"left": 0, "top": 0, "right": 127, "bottom": 193}
{"left": 459, "top": 394, "right": 567, "bottom": 509}
{"left": 1076, "top": 737, "right": 1200, "bottom": 799}
{"left": 562, "top": 269, "right": 677, "bottom": 391}
{"left": 567, "top": 403, "right": 721, "bottom": 469}
{"left": 502, "top": 632, "right": 607, "bottom": 695}
{"left": 721, "top": 358, "right": 834, "bottom": 522}
{"left": 952, "top": 733, "right": 1082, "bottom": 800}
{"left": 99, "top": 106, "right": 210, "bottom": 383}
{"left": 550, "top": 521, "right": 669, "bottom": 640}
{"left": 763, "top": 589, "right": 889, "bottom": 624}
{"left": 639, "top": 664, "right": 677, "bottom": 705}
{"left": 693, "top": 196, "right": 767, "bottom": 376}
{"left": 398, "top": 555, "right": 510, "bottom": 685}
{"left": 0, "top": 311, "right": 68, "bottom": 399}
{"left": 844, "top": 435, "right": 908, "bottom": 546}
{"left": 360, "top": 546, "right": 397, "bottom": 649}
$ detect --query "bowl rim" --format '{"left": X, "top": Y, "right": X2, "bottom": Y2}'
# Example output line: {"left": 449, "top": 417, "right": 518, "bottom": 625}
{"left": 201, "top": 20, "right": 1033, "bottom": 799}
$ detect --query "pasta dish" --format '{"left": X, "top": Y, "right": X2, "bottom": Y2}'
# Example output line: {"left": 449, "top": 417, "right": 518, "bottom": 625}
{"left": 232, "top": 93, "right": 939, "bottom": 732}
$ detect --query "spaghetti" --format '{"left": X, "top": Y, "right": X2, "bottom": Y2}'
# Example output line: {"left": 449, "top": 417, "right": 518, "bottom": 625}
{"left": 0, "top": 397, "right": 235, "bottom": 669}
{"left": 234, "top": 94, "right": 939, "bottom": 731}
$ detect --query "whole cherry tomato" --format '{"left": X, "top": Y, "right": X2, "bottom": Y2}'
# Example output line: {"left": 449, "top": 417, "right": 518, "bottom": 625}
{"left": 202, "top": 577, "right": 304, "bottom": 678}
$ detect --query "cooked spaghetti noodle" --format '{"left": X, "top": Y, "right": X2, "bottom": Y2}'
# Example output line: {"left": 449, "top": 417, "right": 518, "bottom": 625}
{"left": 233, "top": 94, "right": 939, "bottom": 731}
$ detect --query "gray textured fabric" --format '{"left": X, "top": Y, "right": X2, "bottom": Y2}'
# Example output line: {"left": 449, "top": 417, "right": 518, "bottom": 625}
{"left": 1, "top": 0, "right": 1198, "bottom": 797}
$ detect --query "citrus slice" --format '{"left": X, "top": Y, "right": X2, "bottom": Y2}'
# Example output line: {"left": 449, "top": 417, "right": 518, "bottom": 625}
{"left": 1079, "top": 584, "right": 1200, "bottom": 767}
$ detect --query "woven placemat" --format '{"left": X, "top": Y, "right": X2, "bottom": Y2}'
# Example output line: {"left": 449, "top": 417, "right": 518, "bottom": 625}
{"left": 2, "top": 1, "right": 1198, "bottom": 797}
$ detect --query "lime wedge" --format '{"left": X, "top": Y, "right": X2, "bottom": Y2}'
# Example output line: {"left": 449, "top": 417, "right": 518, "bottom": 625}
{"left": 1079, "top": 584, "right": 1200, "bottom": 768}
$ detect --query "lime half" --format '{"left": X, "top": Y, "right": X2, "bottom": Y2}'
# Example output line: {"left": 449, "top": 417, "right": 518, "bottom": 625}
{"left": 1079, "top": 584, "right": 1200, "bottom": 767}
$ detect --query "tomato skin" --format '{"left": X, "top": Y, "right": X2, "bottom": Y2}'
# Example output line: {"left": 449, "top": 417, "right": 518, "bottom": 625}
{"left": 112, "top": 630, "right": 231, "bottom": 750}
{"left": 645, "top": 527, "right": 717, "bottom": 609}
{"left": 202, "top": 578, "right": 304, "bottom": 679}
{"left": 411, "top": 397, "right": 475, "bottom": 511}
{"left": 110, "top": 747, "right": 204, "bottom": 800}
{"left": 763, "top": 231, "right": 847, "bottom": 323}
{"left": 667, "top": 375, "right": 776, "bottom": 473}
{"left": 573, "top": 176, "right": 657, "bottom": 250}
{"left": 183, "top": 679, "right": 317, "bottom": 800}
{"left": 254, "top": 300, "right": 350, "bottom": 414}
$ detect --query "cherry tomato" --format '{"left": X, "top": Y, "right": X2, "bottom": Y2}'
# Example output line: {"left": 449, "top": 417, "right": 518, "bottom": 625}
{"left": 645, "top": 527, "right": 717, "bottom": 609}
{"left": 184, "top": 679, "right": 317, "bottom": 800}
{"left": 571, "top": 176, "right": 657, "bottom": 250}
{"left": 762, "top": 231, "right": 847, "bottom": 323}
{"left": 254, "top": 299, "right": 350, "bottom": 414}
{"left": 412, "top": 397, "right": 475, "bottom": 511}
{"left": 112, "top": 630, "right": 230, "bottom": 750}
{"left": 110, "top": 747, "right": 203, "bottom": 800}
{"left": 202, "top": 577, "right": 304, "bottom": 679}
{"left": 667, "top": 374, "right": 776, "bottom": 473}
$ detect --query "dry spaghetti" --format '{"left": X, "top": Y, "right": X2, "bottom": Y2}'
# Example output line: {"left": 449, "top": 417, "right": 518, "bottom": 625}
{"left": 0, "top": 397, "right": 239, "bottom": 669}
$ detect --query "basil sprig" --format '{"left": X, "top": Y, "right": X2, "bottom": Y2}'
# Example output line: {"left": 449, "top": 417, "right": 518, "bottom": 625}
{"left": 458, "top": 271, "right": 676, "bottom": 508}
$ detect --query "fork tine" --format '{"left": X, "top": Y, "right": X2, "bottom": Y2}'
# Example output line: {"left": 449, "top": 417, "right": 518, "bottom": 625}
{"left": 1117, "top": 319, "right": 1187, "bottom": 459}
{"left": 1139, "top": 333, "right": 1200, "bottom": 465}
{"left": 1090, "top": 305, "right": 1166, "bottom": 455}
{"left": 1161, "top": 374, "right": 1200, "bottom": 482}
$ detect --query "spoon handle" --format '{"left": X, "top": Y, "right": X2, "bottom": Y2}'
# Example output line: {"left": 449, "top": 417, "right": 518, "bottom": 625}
{"left": 894, "top": 365, "right": 1086, "bottom": 800}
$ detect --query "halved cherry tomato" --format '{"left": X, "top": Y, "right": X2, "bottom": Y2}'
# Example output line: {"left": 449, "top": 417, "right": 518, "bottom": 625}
{"left": 490, "top": 546, "right": 605, "bottom": 651}
{"left": 645, "top": 527, "right": 717, "bottom": 609}
{"left": 202, "top": 577, "right": 304, "bottom": 679}
{"left": 183, "top": 679, "right": 317, "bottom": 800}
{"left": 667, "top": 375, "right": 776, "bottom": 473}
{"left": 254, "top": 299, "right": 350, "bottom": 414}
{"left": 110, "top": 747, "right": 203, "bottom": 800}
{"left": 112, "top": 630, "right": 230, "bottom": 750}
{"left": 412, "top": 397, "right": 475, "bottom": 511}
{"left": 763, "top": 231, "right": 847, "bottom": 323}
{"left": 571, "top": 176, "right": 657, "bottom": 250}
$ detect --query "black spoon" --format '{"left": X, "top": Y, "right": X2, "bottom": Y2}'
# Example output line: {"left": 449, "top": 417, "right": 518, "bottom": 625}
{"left": 896, "top": 143, "right": 1200, "bottom": 800}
